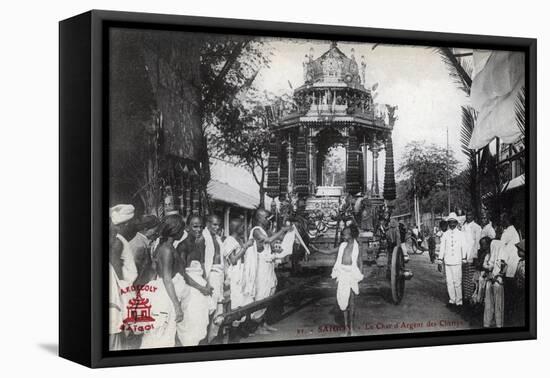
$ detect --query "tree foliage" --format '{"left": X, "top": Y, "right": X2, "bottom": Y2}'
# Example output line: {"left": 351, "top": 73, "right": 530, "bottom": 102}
{"left": 322, "top": 147, "right": 347, "bottom": 187}
{"left": 110, "top": 30, "right": 166, "bottom": 214}
{"left": 435, "top": 47, "right": 473, "bottom": 96}
{"left": 398, "top": 141, "right": 459, "bottom": 201}
{"left": 200, "top": 37, "right": 271, "bottom": 122}
{"left": 460, "top": 106, "right": 481, "bottom": 219}
{"left": 109, "top": 29, "right": 271, "bottom": 214}
{"left": 201, "top": 38, "right": 273, "bottom": 208}
{"left": 207, "top": 93, "right": 272, "bottom": 207}
{"left": 479, "top": 85, "right": 526, "bottom": 224}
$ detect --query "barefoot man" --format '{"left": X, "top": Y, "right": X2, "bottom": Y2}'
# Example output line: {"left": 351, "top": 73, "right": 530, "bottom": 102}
{"left": 312, "top": 225, "right": 364, "bottom": 336}
{"left": 176, "top": 215, "right": 213, "bottom": 346}
{"left": 140, "top": 214, "right": 186, "bottom": 349}
{"left": 203, "top": 214, "right": 226, "bottom": 342}
{"left": 249, "top": 209, "right": 291, "bottom": 335}
{"left": 223, "top": 218, "right": 254, "bottom": 331}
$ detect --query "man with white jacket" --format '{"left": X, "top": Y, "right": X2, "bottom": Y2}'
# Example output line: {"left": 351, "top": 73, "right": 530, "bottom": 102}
{"left": 438, "top": 212, "right": 468, "bottom": 309}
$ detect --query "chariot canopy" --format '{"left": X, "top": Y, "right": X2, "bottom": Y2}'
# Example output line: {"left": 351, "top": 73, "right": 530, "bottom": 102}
{"left": 265, "top": 42, "right": 397, "bottom": 204}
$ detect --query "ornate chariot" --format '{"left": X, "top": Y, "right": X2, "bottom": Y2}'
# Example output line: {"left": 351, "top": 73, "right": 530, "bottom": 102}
{"left": 265, "top": 42, "right": 412, "bottom": 304}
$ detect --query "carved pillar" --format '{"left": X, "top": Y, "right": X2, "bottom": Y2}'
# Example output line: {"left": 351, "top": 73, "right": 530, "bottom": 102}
{"left": 307, "top": 129, "right": 317, "bottom": 194}
{"left": 316, "top": 151, "right": 323, "bottom": 186}
{"left": 361, "top": 136, "right": 369, "bottom": 195}
{"left": 346, "top": 129, "right": 361, "bottom": 195}
{"left": 266, "top": 133, "right": 281, "bottom": 198}
{"left": 294, "top": 126, "right": 308, "bottom": 195}
{"left": 370, "top": 141, "right": 380, "bottom": 197}
{"left": 383, "top": 136, "right": 397, "bottom": 201}
{"left": 279, "top": 146, "right": 288, "bottom": 195}
{"left": 286, "top": 133, "right": 294, "bottom": 193}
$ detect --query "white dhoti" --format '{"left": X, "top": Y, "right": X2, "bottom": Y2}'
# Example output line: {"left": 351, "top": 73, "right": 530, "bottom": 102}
{"left": 241, "top": 244, "right": 258, "bottom": 307}
{"left": 251, "top": 258, "right": 277, "bottom": 320}
{"left": 228, "top": 267, "right": 245, "bottom": 326}
{"left": 471, "top": 272, "right": 488, "bottom": 305}
{"left": 177, "top": 261, "right": 210, "bottom": 346}
{"left": 108, "top": 237, "right": 137, "bottom": 351}
{"left": 208, "top": 265, "right": 225, "bottom": 315}
{"left": 332, "top": 265, "right": 363, "bottom": 311}
{"left": 140, "top": 274, "right": 187, "bottom": 349}
{"left": 278, "top": 229, "right": 296, "bottom": 259}
{"left": 109, "top": 334, "right": 124, "bottom": 351}
{"left": 109, "top": 264, "right": 125, "bottom": 351}
{"left": 445, "top": 264, "right": 463, "bottom": 305}
{"left": 207, "top": 264, "right": 225, "bottom": 340}
{"left": 484, "top": 279, "right": 504, "bottom": 327}
{"left": 251, "top": 227, "right": 277, "bottom": 321}
{"left": 226, "top": 258, "right": 245, "bottom": 310}
{"left": 228, "top": 263, "right": 245, "bottom": 309}
{"left": 331, "top": 241, "right": 364, "bottom": 311}
{"left": 223, "top": 236, "right": 246, "bottom": 325}
{"left": 203, "top": 229, "right": 225, "bottom": 338}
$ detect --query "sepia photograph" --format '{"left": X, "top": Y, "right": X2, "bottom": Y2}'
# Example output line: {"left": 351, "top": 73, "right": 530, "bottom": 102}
{"left": 107, "top": 27, "right": 529, "bottom": 351}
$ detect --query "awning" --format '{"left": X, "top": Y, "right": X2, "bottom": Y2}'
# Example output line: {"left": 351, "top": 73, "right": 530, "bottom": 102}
{"left": 207, "top": 180, "right": 259, "bottom": 210}
{"left": 468, "top": 50, "right": 525, "bottom": 150}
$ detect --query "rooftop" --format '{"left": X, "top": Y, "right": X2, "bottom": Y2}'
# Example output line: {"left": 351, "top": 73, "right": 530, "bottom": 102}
{"left": 207, "top": 179, "right": 259, "bottom": 210}
{"left": 299, "top": 41, "right": 366, "bottom": 91}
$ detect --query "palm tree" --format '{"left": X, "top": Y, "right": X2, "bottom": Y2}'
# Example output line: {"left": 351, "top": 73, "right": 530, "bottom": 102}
{"left": 436, "top": 48, "right": 481, "bottom": 216}
{"left": 460, "top": 106, "right": 480, "bottom": 219}
{"left": 437, "top": 47, "right": 526, "bottom": 221}
{"left": 437, "top": 47, "right": 472, "bottom": 95}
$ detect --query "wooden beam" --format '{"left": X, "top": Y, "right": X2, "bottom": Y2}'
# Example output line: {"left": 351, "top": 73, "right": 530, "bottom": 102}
{"left": 215, "top": 277, "right": 319, "bottom": 326}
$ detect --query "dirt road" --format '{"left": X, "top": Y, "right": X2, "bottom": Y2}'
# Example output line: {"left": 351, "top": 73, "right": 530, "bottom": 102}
{"left": 241, "top": 252, "right": 477, "bottom": 343}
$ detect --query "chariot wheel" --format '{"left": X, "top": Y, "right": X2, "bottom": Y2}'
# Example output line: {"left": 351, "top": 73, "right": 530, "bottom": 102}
{"left": 391, "top": 245, "right": 406, "bottom": 304}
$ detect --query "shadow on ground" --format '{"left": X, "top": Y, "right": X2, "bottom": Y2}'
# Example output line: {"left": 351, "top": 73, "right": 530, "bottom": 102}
{"left": 38, "top": 343, "right": 58, "bottom": 356}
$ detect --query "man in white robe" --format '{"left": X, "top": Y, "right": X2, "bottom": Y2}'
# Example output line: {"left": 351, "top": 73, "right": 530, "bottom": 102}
{"left": 499, "top": 213, "right": 521, "bottom": 324}
{"left": 462, "top": 211, "right": 482, "bottom": 303}
{"left": 108, "top": 264, "right": 125, "bottom": 351}
{"left": 109, "top": 204, "right": 138, "bottom": 350}
{"left": 311, "top": 225, "right": 363, "bottom": 336}
{"left": 203, "top": 214, "right": 225, "bottom": 342}
{"left": 223, "top": 219, "right": 254, "bottom": 327}
{"left": 332, "top": 226, "right": 364, "bottom": 335}
{"left": 483, "top": 240, "right": 505, "bottom": 327}
{"left": 463, "top": 211, "right": 482, "bottom": 262}
{"left": 500, "top": 214, "right": 521, "bottom": 277}
{"left": 249, "top": 209, "right": 290, "bottom": 334}
{"left": 439, "top": 212, "right": 468, "bottom": 309}
{"left": 139, "top": 214, "right": 187, "bottom": 349}
{"left": 176, "top": 215, "right": 212, "bottom": 346}
{"left": 179, "top": 261, "right": 210, "bottom": 346}
{"left": 480, "top": 214, "right": 496, "bottom": 240}
{"left": 140, "top": 273, "right": 187, "bottom": 349}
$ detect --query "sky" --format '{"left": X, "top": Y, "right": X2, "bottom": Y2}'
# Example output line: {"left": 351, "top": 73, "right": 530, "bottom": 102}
{"left": 253, "top": 38, "right": 471, "bottom": 174}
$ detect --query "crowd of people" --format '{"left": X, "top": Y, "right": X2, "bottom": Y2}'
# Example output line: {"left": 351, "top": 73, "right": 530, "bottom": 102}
{"left": 108, "top": 204, "right": 295, "bottom": 350}
{"left": 435, "top": 211, "right": 526, "bottom": 328}
{"left": 108, "top": 202, "right": 526, "bottom": 350}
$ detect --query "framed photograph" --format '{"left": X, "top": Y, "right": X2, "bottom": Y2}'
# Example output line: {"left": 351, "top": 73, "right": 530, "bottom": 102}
{"left": 59, "top": 10, "right": 536, "bottom": 368}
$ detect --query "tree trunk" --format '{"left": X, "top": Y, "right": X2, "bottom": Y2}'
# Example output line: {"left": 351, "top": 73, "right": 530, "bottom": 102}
{"left": 259, "top": 185, "right": 266, "bottom": 209}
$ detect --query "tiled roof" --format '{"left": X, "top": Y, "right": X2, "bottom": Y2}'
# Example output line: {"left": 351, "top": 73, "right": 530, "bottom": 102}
{"left": 207, "top": 179, "right": 259, "bottom": 210}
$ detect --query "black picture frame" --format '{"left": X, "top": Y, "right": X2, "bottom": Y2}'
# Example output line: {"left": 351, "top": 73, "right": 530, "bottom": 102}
{"left": 59, "top": 9, "right": 537, "bottom": 368}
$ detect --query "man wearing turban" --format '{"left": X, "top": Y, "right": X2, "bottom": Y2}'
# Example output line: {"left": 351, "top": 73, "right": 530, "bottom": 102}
{"left": 109, "top": 204, "right": 138, "bottom": 350}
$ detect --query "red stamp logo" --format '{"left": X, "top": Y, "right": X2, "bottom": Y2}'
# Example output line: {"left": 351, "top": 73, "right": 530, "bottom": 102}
{"left": 123, "top": 291, "right": 155, "bottom": 324}
{"left": 119, "top": 285, "right": 158, "bottom": 333}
